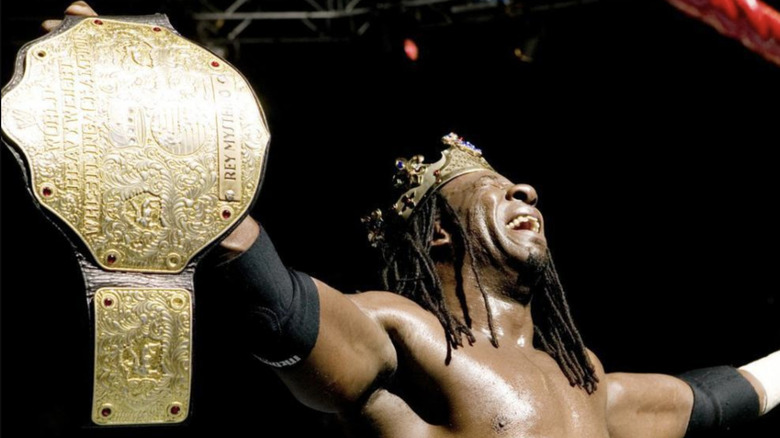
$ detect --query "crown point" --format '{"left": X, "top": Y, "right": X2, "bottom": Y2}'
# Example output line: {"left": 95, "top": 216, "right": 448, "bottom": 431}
{"left": 385, "top": 133, "right": 493, "bottom": 222}
{"left": 362, "top": 208, "right": 386, "bottom": 247}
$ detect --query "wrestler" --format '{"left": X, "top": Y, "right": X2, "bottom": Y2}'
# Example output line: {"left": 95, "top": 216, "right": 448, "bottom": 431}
{"left": 213, "top": 135, "right": 780, "bottom": 438}
{"left": 46, "top": 4, "right": 780, "bottom": 438}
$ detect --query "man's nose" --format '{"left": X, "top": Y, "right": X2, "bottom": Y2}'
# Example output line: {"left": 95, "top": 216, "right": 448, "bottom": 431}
{"left": 506, "top": 184, "right": 538, "bottom": 206}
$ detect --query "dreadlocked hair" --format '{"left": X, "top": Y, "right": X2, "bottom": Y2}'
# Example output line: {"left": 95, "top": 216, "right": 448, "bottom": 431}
{"left": 532, "top": 255, "right": 599, "bottom": 394}
{"left": 379, "top": 192, "right": 477, "bottom": 362}
{"left": 376, "top": 191, "right": 599, "bottom": 393}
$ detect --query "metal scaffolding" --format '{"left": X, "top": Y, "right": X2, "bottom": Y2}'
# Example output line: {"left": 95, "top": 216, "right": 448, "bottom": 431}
{"left": 192, "top": 0, "right": 601, "bottom": 46}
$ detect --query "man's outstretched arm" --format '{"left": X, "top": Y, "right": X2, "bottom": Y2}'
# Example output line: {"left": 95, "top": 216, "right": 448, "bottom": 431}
{"left": 606, "top": 372, "right": 692, "bottom": 438}
{"left": 606, "top": 352, "right": 779, "bottom": 438}
{"left": 217, "top": 217, "right": 398, "bottom": 413}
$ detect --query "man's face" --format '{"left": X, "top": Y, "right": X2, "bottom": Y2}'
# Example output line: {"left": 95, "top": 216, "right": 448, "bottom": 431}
{"left": 438, "top": 170, "right": 548, "bottom": 283}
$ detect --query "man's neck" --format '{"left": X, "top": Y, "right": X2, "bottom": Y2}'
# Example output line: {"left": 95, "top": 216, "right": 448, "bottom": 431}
{"left": 436, "top": 260, "right": 536, "bottom": 349}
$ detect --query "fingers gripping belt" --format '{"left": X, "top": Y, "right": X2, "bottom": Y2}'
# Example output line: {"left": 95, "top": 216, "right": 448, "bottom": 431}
{"left": 215, "top": 228, "right": 320, "bottom": 368}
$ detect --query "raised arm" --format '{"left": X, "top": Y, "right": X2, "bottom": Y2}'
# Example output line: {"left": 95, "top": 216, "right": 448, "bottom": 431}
{"left": 606, "top": 351, "right": 779, "bottom": 438}
{"left": 217, "top": 217, "right": 398, "bottom": 413}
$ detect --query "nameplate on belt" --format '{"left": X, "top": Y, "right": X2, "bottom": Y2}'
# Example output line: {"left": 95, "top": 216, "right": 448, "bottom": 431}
{"left": 1, "top": 14, "right": 269, "bottom": 425}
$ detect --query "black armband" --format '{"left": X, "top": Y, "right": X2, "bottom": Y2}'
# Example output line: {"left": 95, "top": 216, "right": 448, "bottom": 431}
{"left": 215, "top": 228, "right": 320, "bottom": 368}
{"left": 677, "top": 366, "right": 760, "bottom": 435}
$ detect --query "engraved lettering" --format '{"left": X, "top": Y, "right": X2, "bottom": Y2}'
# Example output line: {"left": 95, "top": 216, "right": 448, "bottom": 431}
{"left": 71, "top": 33, "right": 102, "bottom": 234}
{"left": 42, "top": 88, "right": 60, "bottom": 151}
{"left": 60, "top": 61, "right": 77, "bottom": 123}
{"left": 81, "top": 96, "right": 96, "bottom": 112}
{"left": 222, "top": 109, "right": 236, "bottom": 150}
{"left": 63, "top": 146, "right": 80, "bottom": 190}
{"left": 83, "top": 160, "right": 101, "bottom": 235}
{"left": 59, "top": 59, "right": 82, "bottom": 190}
{"left": 214, "top": 74, "right": 242, "bottom": 201}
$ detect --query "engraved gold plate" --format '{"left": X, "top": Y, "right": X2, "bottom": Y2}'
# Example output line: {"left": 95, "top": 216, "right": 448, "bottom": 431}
{"left": 2, "top": 14, "right": 270, "bottom": 426}
{"left": 93, "top": 288, "right": 191, "bottom": 425}
{"left": 1, "top": 17, "right": 269, "bottom": 273}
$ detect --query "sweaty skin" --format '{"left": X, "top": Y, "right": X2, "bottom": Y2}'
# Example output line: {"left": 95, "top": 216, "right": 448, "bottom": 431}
{"left": 226, "top": 172, "right": 701, "bottom": 438}
{"left": 46, "top": 4, "right": 771, "bottom": 436}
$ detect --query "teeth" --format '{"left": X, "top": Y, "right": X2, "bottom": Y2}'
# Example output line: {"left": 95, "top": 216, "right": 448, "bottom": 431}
{"left": 506, "top": 215, "right": 541, "bottom": 233}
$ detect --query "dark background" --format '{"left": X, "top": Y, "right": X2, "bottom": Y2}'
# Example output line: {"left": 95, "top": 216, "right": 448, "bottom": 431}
{"left": 2, "top": 0, "right": 779, "bottom": 437}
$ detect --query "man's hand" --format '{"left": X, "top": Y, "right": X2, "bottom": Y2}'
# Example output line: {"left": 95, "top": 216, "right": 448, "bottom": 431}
{"left": 42, "top": 1, "right": 97, "bottom": 32}
{"left": 220, "top": 217, "right": 260, "bottom": 254}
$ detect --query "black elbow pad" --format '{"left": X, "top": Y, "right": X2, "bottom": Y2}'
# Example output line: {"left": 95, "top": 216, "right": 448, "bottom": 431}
{"left": 678, "top": 366, "right": 760, "bottom": 435}
{"left": 215, "top": 229, "right": 320, "bottom": 368}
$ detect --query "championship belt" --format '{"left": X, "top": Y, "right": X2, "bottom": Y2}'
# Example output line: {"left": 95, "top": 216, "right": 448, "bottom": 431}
{"left": 1, "top": 14, "right": 269, "bottom": 426}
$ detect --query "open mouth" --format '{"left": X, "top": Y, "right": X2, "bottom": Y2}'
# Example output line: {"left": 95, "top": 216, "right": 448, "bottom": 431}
{"left": 506, "top": 214, "right": 541, "bottom": 233}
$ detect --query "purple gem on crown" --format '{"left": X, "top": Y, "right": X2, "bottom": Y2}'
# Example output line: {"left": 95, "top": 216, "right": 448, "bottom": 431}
{"left": 462, "top": 140, "right": 481, "bottom": 154}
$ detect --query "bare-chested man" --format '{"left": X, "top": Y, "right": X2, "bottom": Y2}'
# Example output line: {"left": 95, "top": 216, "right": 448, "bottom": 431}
{"left": 43, "top": 4, "right": 780, "bottom": 437}
{"left": 213, "top": 134, "right": 779, "bottom": 438}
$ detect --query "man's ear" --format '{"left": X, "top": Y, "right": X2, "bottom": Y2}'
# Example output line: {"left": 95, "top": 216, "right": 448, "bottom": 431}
{"left": 431, "top": 220, "right": 452, "bottom": 247}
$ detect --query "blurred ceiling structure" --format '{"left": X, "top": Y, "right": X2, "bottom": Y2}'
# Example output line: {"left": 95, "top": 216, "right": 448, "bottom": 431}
{"left": 191, "top": 0, "right": 600, "bottom": 44}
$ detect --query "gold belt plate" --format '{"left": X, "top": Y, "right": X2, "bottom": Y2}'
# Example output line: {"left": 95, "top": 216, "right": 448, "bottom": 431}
{"left": 1, "top": 17, "right": 269, "bottom": 273}
{"left": 93, "top": 288, "right": 192, "bottom": 425}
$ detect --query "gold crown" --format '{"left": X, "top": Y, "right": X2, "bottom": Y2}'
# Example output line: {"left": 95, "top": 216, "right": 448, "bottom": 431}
{"left": 362, "top": 133, "right": 494, "bottom": 246}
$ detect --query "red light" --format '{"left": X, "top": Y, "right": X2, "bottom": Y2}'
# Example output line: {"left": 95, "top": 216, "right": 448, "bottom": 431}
{"left": 404, "top": 39, "right": 419, "bottom": 62}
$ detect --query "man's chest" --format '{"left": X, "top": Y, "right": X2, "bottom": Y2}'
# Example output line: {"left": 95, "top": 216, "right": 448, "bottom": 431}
{"left": 362, "top": 337, "right": 610, "bottom": 438}
{"left": 443, "top": 352, "right": 608, "bottom": 435}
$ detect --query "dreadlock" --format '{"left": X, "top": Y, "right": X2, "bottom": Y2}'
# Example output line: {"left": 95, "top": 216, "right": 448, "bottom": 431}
{"left": 377, "top": 192, "right": 599, "bottom": 394}
{"left": 379, "top": 192, "right": 479, "bottom": 360}
{"left": 533, "top": 256, "right": 599, "bottom": 394}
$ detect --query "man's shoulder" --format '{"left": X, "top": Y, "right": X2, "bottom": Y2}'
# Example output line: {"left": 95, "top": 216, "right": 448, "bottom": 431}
{"left": 348, "top": 291, "right": 453, "bottom": 379}
{"left": 585, "top": 348, "right": 607, "bottom": 381}
{"left": 348, "top": 290, "right": 430, "bottom": 317}
{"left": 348, "top": 291, "right": 440, "bottom": 332}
